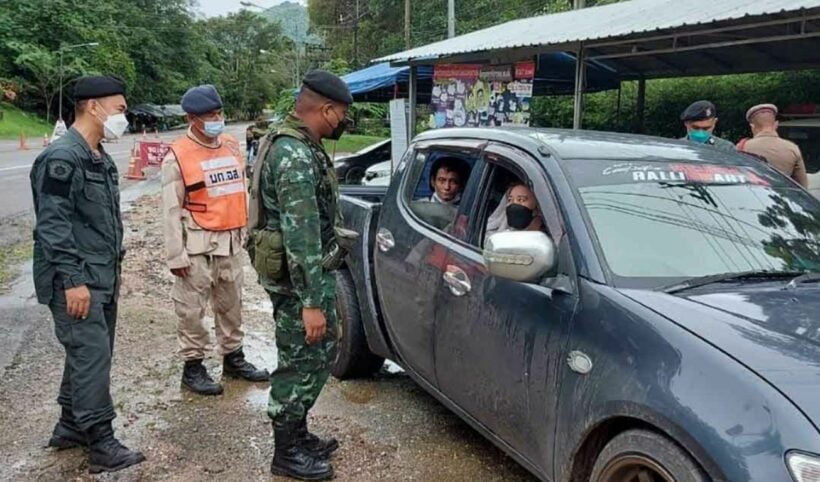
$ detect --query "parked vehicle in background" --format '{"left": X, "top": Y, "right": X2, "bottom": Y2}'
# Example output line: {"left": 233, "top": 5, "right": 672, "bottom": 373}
{"left": 361, "top": 160, "right": 392, "bottom": 186}
{"left": 334, "top": 139, "right": 391, "bottom": 184}
{"left": 780, "top": 117, "right": 820, "bottom": 199}
{"left": 334, "top": 127, "right": 820, "bottom": 482}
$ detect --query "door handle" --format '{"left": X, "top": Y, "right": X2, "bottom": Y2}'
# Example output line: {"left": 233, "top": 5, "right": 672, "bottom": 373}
{"left": 376, "top": 228, "right": 395, "bottom": 253}
{"left": 443, "top": 265, "right": 471, "bottom": 297}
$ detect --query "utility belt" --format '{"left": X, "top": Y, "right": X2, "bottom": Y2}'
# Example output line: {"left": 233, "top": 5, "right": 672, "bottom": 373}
{"left": 247, "top": 227, "right": 359, "bottom": 281}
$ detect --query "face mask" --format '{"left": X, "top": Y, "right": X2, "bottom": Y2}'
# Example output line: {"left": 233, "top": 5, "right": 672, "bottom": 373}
{"left": 326, "top": 109, "right": 350, "bottom": 141}
{"left": 506, "top": 203, "right": 534, "bottom": 230}
{"left": 687, "top": 129, "right": 711, "bottom": 144}
{"left": 94, "top": 106, "right": 129, "bottom": 140}
{"left": 202, "top": 119, "right": 225, "bottom": 137}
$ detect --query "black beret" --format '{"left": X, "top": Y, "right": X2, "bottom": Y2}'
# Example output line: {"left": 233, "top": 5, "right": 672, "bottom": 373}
{"left": 181, "top": 84, "right": 223, "bottom": 115}
{"left": 681, "top": 100, "right": 717, "bottom": 122}
{"left": 302, "top": 70, "right": 353, "bottom": 105}
{"left": 73, "top": 75, "right": 126, "bottom": 101}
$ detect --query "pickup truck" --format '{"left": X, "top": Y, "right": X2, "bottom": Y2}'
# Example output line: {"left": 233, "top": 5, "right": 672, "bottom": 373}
{"left": 332, "top": 127, "right": 820, "bottom": 482}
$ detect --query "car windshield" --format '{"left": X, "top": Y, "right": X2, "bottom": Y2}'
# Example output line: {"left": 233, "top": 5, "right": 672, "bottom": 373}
{"left": 563, "top": 159, "right": 820, "bottom": 289}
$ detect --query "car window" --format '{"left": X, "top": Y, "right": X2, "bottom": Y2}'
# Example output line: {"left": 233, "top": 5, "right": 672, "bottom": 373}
{"left": 474, "top": 166, "right": 549, "bottom": 248}
{"left": 403, "top": 147, "right": 478, "bottom": 233}
{"left": 563, "top": 158, "right": 820, "bottom": 289}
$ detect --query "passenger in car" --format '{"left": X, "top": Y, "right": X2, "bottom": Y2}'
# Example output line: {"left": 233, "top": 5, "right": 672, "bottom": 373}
{"left": 486, "top": 182, "right": 545, "bottom": 237}
{"left": 428, "top": 157, "right": 470, "bottom": 205}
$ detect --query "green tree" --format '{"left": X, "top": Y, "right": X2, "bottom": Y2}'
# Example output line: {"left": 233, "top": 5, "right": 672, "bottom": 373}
{"left": 202, "top": 11, "right": 290, "bottom": 119}
{"left": 8, "top": 42, "right": 89, "bottom": 122}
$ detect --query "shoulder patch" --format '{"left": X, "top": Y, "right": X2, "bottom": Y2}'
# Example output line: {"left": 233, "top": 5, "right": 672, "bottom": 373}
{"left": 47, "top": 159, "right": 74, "bottom": 182}
{"left": 42, "top": 159, "right": 75, "bottom": 198}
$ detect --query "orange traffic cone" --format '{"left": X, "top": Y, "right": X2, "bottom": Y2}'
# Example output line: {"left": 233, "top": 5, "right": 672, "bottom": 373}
{"left": 18, "top": 131, "right": 28, "bottom": 150}
{"left": 42, "top": 133, "right": 49, "bottom": 147}
{"left": 125, "top": 145, "right": 145, "bottom": 180}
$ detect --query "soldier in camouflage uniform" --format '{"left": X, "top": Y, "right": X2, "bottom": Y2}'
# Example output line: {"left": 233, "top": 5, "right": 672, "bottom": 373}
{"left": 247, "top": 70, "right": 353, "bottom": 481}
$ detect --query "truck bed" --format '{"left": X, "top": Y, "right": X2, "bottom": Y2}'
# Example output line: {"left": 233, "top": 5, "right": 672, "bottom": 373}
{"left": 340, "top": 184, "right": 388, "bottom": 204}
{"left": 339, "top": 186, "right": 393, "bottom": 360}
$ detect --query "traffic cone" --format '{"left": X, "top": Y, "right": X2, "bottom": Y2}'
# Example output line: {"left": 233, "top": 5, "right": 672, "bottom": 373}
{"left": 42, "top": 133, "right": 49, "bottom": 147}
{"left": 125, "top": 144, "right": 145, "bottom": 180}
{"left": 18, "top": 131, "right": 28, "bottom": 150}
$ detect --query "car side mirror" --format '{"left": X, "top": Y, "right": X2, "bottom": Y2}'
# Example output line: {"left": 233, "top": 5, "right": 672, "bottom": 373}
{"left": 483, "top": 231, "right": 557, "bottom": 283}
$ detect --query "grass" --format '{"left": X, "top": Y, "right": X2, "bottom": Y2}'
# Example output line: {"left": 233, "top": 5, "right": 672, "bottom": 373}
{"left": 0, "top": 102, "right": 53, "bottom": 140}
{"left": 0, "top": 240, "right": 33, "bottom": 293}
{"left": 323, "top": 134, "right": 387, "bottom": 154}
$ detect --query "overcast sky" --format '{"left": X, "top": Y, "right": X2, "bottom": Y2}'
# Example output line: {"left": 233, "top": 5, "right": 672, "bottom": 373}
{"left": 193, "top": 0, "right": 306, "bottom": 18}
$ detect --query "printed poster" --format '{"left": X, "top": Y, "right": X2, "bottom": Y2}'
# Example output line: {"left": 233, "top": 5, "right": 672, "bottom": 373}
{"left": 429, "top": 61, "right": 535, "bottom": 129}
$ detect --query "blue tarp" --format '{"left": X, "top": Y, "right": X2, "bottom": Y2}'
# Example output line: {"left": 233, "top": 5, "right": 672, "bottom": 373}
{"left": 342, "top": 62, "right": 434, "bottom": 97}
{"left": 340, "top": 54, "right": 619, "bottom": 103}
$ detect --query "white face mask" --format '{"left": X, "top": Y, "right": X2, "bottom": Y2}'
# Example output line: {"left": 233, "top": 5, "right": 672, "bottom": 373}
{"left": 94, "top": 105, "right": 129, "bottom": 140}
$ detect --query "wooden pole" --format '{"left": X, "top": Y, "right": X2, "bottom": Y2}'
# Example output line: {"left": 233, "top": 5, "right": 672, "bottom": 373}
{"left": 405, "top": 0, "right": 411, "bottom": 49}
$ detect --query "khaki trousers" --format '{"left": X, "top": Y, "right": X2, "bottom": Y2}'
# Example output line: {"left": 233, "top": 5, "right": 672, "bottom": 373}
{"left": 172, "top": 254, "right": 244, "bottom": 360}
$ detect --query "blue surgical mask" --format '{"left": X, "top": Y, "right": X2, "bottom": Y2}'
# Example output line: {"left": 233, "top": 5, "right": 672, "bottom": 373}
{"left": 202, "top": 119, "right": 225, "bottom": 137}
{"left": 688, "top": 129, "right": 711, "bottom": 144}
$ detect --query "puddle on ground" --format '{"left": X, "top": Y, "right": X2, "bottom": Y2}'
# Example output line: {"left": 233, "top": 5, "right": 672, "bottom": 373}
{"left": 340, "top": 383, "right": 378, "bottom": 404}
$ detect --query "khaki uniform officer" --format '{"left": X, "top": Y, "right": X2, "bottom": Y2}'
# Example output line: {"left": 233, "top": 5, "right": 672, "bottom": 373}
{"left": 162, "top": 84, "right": 269, "bottom": 395}
{"left": 739, "top": 103, "right": 808, "bottom": 188}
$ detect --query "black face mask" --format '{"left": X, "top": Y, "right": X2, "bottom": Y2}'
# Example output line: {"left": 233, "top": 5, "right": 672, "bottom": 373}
{"left": 506, "top": 203, "right": 534, "bottom": 230}
{"left": 326, "top": 110, "right": 350, "bottom": 141}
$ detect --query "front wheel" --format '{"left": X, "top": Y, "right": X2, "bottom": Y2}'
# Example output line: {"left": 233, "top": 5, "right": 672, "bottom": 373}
{"left": 332, "top": 269, "right": 384, "bottom": 379}
{"left": 344, "top": 166, "right": 366, "bottom": 185}
{"left": 590, "top": 429, "right": 708, "bottom": 482}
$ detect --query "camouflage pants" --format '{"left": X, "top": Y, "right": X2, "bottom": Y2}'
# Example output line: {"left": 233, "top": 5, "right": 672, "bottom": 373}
{"left": 267, "top": 273, "right": 337, "bottom": 428}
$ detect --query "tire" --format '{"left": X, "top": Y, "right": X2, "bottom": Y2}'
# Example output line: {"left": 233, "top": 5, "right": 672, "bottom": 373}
{"left": 332, "top": 269, "right": 384, "bottom": 379}
{"left": 590, "top": 429, "right": 708, "bottom": 482}
{"left": 344, "top": 166, "right": 366, "bottom": 185}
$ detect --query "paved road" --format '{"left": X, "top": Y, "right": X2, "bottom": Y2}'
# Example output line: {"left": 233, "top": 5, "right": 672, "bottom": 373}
{"left": 0, "top": 123, "right": 250, "bottom": 220}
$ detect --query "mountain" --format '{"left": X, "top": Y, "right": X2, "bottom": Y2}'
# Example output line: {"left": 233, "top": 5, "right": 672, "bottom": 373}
{"left": 261, "top": 1, "right": 321, "bottom": 45}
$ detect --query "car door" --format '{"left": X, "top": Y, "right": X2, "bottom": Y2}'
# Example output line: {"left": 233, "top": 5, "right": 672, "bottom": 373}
{"left": 434, "top": 142, "right": 579, "bottom": 476}
{"left": 373, "top": 139, "right": 485, "bottom": 385}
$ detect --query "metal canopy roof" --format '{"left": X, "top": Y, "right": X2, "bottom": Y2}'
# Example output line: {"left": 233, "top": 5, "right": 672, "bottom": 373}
{"left": 377, "top": 0, "right": 820, "bottom": 79}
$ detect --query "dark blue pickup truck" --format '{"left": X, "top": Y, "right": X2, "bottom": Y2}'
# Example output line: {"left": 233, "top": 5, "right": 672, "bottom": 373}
{"left": 333, "top": 127, "right": 820, "bottom": 482}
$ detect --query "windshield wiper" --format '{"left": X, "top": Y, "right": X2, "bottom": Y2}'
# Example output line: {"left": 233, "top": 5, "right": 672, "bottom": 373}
{"left": 662, "top": 270, "right": 805, "bottom": 294}
{"left": 784, "top": 272, "right": 820, "bottom": 290}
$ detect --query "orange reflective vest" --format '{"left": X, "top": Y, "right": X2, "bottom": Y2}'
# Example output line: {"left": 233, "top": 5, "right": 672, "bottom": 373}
{"left": 172, "top": 134, "right": 247, "bottom": 231}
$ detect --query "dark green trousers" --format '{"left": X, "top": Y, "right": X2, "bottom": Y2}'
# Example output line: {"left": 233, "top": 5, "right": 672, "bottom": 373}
{"left": 266, "top": 274, "right": 337, "bottom": 429}
{"left": 49, "top": 290, "right": 117, "bottom": 431}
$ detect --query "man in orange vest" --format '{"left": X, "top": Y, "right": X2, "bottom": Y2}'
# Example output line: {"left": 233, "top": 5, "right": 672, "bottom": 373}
{"left": 161, "top": 84, "right": 269, "bottom": 395}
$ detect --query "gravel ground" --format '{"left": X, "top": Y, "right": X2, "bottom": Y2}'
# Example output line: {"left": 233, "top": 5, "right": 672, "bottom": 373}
{"left": 0, "top": 193, "right": 537, "bottom": 481}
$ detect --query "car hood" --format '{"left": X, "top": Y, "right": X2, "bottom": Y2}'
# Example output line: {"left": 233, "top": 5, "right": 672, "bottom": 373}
{"left": 620, "top": 285, "right": 820, "bottom": 429}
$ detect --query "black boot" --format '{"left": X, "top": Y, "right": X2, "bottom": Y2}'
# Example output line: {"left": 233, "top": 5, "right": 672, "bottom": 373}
{"left": 271, "top": 422, "right": 333, "bottom": 481}
{"left": 296, "top": 416, "right": 339, "bottom": 459}
{"left": 48, "top": 408, "right": 87, "bottom": 450}
{"left": 223, "top": 348, "right": 269, "bottom": 382}
{"left": 87, "top": 422, "right": 145, "bottom": 474}
{"left": 182, "top": 359, "right": 224, "bottom": 395}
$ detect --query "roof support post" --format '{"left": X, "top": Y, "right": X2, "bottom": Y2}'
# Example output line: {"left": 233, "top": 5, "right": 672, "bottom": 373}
{"left": 636, "top": 77, "right": 646, "bottom": 134}
{"left": 408, "top": 64, "right": 418, "bottom": 142}
{"left": 573, "top": 44, "right": 586, "bottom": 129}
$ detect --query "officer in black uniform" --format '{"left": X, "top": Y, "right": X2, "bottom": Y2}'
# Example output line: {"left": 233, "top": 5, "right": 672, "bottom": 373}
{"left": 29, "top": 76, "right": 145, "bottom": 474}
{"left": 680, "top": 100, "right": 736, "bottom": 153}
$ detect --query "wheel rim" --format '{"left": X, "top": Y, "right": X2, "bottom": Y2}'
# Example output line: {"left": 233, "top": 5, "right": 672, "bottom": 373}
{"left": 345, "top": 168, "right": 364, "bottom": 184}
{"left": 596, "top": 455, "right": 676, "bottom": 482}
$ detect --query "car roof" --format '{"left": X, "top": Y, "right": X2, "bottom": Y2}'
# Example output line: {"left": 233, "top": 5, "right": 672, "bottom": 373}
{"left": 413, "top": 126, "right": 749, "bottom": 165}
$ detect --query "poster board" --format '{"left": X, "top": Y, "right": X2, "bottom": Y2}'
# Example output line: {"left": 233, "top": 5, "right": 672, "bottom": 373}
{"left": 429, "top": 61, "right": 535, "bottom": 128}
{"left": 389, "top": 98, "right": 408, "bottom": 172}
